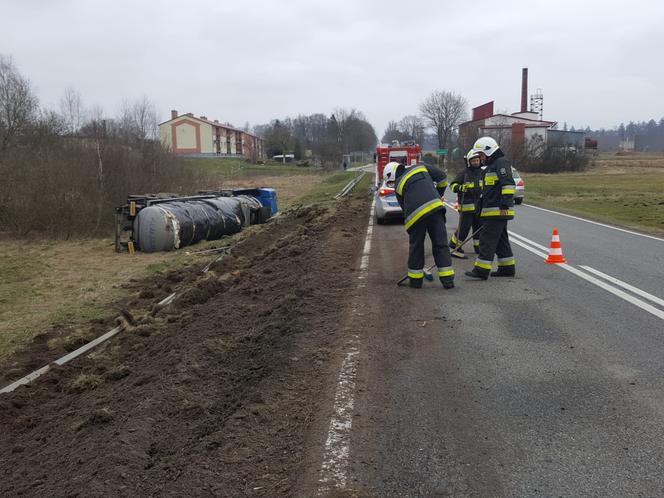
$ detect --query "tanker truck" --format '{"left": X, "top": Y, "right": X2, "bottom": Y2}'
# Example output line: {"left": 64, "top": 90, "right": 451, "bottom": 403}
{"left": 114, "top": 189, "right": 276, "bottom": 253}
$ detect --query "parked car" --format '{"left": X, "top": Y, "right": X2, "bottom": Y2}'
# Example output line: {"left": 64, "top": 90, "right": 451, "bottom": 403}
{"left": 374, "top": 177, "right": 403, "bottom": 224}
{"left": 512, "top": 167, "right": 525, "bottom": 204}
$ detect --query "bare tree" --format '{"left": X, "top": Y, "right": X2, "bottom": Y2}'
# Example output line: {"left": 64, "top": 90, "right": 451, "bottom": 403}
{"left": 0, "top": 55, "right": 38, "bottom": 154}
{"left": 398, "top": 115, "right": 425, "bottom": 145}
{"left": 382, "top": 120, "right": 407, "bottom": 143}
{"left": 118, "top": 96, "right": 158, "bottom": 147}
{"left": 419, "top": 90, "right": 467, "bottom": 152}
{"left": 59, "top": 86, "right": 84, "bottom": 135}
{"left": 332, "top": 107, "right": 377, "bottom": 154}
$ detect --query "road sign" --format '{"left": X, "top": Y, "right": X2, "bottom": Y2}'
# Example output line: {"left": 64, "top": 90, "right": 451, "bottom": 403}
{"left": 436, "top": 149, "right": 448, "bottom": 156}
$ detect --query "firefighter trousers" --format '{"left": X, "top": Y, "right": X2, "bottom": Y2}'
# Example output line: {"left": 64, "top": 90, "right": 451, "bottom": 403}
{"left": 408, "top": 210, "right": 454, "bottom": 285}
{"left": 451, "top": 211, "right": 482, "bottom": 254}
{"left": 473, "top": 219, "right": 516, "bottom": 277}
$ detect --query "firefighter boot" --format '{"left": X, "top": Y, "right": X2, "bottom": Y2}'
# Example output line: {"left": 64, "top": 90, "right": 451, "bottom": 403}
{"left": 465, "top": 268, "right": 489, "bottom": 280}
{"left": 491, "top": 258, "right": 516, "bottom": 277}
{"left": 409, "top": 277, "right": 423, "bottom": 288}
{"left": 440, "top": 277, "right": 455, "bottom": 289}
{"left": 491, "top": 267, "right": 516, "bottom": 277}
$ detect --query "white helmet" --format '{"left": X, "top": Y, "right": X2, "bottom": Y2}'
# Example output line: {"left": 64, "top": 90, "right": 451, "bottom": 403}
{"left": 473, "top": 136, "right": 500, "bottom": 157}
{"left": 465, "top": 149, "right": 482, "bottom": 166}
{"left": 383, "top": 161, "right": 400, "bottom": 182}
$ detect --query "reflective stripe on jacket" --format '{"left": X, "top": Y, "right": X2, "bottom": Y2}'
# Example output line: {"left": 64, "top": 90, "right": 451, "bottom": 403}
{"left": 478, "top": 152, "right": 515, "bottom": 220}
{"left": 450, "top": 167, "right": 484, "bottom": 212}
{"left": 395, "top": 163, "right": 447, "bottom": 232}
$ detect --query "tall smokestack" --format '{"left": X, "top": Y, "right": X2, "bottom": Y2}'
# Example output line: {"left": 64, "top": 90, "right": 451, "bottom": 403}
{"left": 521, "top": 68, "right": 528, "bottom": 113}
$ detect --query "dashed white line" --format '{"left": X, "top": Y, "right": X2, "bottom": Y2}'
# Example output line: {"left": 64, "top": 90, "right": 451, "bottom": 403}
{"left": 318, "top": 196, "right": 375, "bottom": 493}
{"left": 318, "top": 345, "right": 359, "bottom": 490}
{"left": 358, "top": 200, "right": 374, "bottom": 280}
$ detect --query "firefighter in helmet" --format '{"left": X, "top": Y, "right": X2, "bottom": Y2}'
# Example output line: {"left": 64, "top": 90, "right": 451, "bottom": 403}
{"left": 465, "top": 137, "right": 516, "bottom": 280}
{"left": 448, "top": 149, "right": 484, "bottom": 258}
{"left": 394, "top": 161, "right": 455, "bottom": 289}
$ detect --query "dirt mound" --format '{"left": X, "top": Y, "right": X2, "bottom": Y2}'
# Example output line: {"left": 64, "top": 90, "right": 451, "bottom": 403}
{"left": 0, "top": 195, "right": 370, "bottom": 497}
{"left": 0, "top": 204, "right": 328, "bottom": 385}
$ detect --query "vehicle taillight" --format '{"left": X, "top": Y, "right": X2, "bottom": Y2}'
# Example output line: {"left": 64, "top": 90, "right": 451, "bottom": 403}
{"left": 379, "top": 187, "right": 395, "bottom": 197}
{"left": 517, "top": 180, "right": 524, "bottom": 187}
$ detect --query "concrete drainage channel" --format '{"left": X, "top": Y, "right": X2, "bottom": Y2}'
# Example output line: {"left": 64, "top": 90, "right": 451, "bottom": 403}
{"left": 0, "top": 171, "right": 368, "bottom": 395}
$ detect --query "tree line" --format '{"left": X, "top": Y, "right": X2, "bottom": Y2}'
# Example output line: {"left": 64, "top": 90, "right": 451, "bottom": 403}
{"left": 0, "top": 55, "right": 199, "bottom": 237}
{"left": 581, "top": 119, "right": 664, "bottom": 151}
{"left": 253, "top": 109, "right": 378, "bottom": 167}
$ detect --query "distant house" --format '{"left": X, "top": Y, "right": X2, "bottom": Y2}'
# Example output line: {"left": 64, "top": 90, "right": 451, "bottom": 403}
{"left": 159, "top": 110, "right": 265, "bottom": 160}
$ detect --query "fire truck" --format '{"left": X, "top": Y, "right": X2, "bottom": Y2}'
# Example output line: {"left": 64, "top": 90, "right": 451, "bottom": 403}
{"left": 374, "top": 141, "right": 421, "bottom": 183}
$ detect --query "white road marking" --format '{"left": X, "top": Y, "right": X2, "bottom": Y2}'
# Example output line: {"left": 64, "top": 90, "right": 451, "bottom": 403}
{"left": 509, "top": 232, "right": 664, "bottom": 322}
{"left": 318, "top": 197, "right": 375, "bottom": 492}
{"left": 508, "top": 230, "right": 550, "bottom": 252}
{"left": 578, "top": 266, "right": 664, "bottom": 308}
{"left": 509, "top": 236, "right": 548, "bottom": 258}
{"left": 318, "top": 345, "right": 359, "bottom": 490}
{"left": 523, "top": 204, "right": 664, "bottom": 242}
{"left": 560, "top": 264, "right": 664, "bottom": 321}
{"left": 358, "top": 199, "right": 375, "bottom": 279}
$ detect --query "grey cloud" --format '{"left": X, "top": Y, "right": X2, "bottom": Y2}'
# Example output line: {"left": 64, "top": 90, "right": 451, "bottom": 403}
{"left": 1, "top": 0, "right": 663, "bottom": 134}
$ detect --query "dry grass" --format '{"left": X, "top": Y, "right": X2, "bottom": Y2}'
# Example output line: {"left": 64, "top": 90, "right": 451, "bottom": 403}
{"left": 220, "top": 173, "right": 330, "bottom": 209}
{"left": 523, "top": 152, "right": 664, "bottom": 234}
{"left": 588, "top": 152, "right": 664, "bottom": 174}
{"left": 0, "top": 238, "right": 177, "bottom": 363}
{"left": 0, "top": 167, "right": 366, "bottom": 363}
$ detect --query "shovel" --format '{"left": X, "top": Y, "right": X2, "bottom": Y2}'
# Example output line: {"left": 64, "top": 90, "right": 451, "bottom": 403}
{"left": 396, "top": 225, "right": 486, "bottom": 286}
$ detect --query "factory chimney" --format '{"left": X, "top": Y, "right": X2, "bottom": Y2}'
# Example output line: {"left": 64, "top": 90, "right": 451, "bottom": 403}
{"left": 521, "top": 68, "right": 528, "bottom": 113}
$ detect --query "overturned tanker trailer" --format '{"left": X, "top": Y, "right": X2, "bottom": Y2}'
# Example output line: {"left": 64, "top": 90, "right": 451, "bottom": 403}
{"left": 114, "top": 189, "right": 276, "bottom": 253}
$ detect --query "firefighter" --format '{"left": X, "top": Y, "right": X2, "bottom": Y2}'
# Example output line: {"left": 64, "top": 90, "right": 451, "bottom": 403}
{"left": 393, "top": 161, "right": 455, "bottom": 289}
{"left": 465, "top": 137, "right": 516, "bottom": 280}
{"left": 449, "top": 149, "right": 484, "bottom": 258}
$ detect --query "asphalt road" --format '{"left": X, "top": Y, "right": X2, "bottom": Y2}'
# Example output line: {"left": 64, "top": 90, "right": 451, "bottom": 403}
{"left": 329, "top": 199, "right": 664, "bottom": 497}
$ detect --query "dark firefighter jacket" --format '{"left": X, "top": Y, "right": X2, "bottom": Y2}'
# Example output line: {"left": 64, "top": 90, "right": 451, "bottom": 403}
{"left": 394, "top": 163, "right": 447, "bottom": 232}
{"left": 449, "top": 167, "right": 484, "bottom": 213}
{"left": 477, "top": 149, "right": 516, "bottom": 220}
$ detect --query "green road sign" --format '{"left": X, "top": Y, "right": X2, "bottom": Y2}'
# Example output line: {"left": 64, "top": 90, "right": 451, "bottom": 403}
{"left": 436, "top": 149, "right": 448, "bottom": 156}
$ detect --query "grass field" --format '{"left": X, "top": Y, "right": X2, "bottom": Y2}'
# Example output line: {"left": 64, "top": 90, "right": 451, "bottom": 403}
{"left": 0, "top": 161, "right": 368, "bottom": 365}
{"left": 523, "top": 153, "right": 664, "bottom": 234}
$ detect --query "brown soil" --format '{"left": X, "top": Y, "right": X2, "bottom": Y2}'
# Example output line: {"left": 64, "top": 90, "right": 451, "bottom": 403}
{"left": 0, "top": 193, "right": 370, "bottom": 497}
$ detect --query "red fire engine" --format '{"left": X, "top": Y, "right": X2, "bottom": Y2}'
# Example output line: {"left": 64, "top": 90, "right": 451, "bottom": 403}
{"left": 375, "top": 141, "right": 421, "bottom": 182}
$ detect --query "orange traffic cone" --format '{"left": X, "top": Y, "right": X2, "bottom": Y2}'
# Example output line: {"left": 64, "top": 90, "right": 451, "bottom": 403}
{"left": 545, "top": 228, "right": 566, "bottom": 264}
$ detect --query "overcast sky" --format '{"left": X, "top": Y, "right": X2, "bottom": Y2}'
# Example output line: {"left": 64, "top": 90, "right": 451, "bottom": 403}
{"left": 3, "top": 0, "right": 663, "bottom": 136}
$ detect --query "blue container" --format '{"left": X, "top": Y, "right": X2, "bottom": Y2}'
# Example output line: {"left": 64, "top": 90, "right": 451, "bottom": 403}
{"left": 257, "top": 188, "right": 278, "bottom": 214}
{"left": 232, "top": 188, "right": 278, "bottom": 215}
